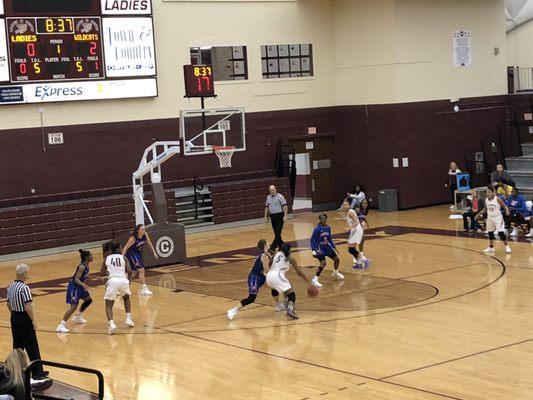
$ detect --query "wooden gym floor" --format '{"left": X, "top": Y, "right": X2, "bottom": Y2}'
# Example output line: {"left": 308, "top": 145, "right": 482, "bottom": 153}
{"left": 0, "top": 205, "right": 532, "bottom": 400}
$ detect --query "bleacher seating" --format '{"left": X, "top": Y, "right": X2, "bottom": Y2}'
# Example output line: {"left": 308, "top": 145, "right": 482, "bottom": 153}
{"left": 211, "top": 177, "right": 292, "bottom": 224}
{"left": 0, "top": 169, "right": 287, "bottom": 255}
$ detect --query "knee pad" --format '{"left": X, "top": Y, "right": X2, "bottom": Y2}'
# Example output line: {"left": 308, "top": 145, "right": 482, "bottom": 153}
{"left": 80, "top": 298, "right": 93, "bottom": 312}
{"left": 498, "top": 231, "right": 507, "bottom": 241}
{"left": 488, "top": 232, "right": 495, "bottom": 240}
{"left": 271, "top": 289, "right": 280, "bottom": 297}
{"left": 287, "top": 292, "right": 296, "bottom": 303}
{"left": 241, "top": 294, "right": 257, "bottom": 307}
{"left": 348, "top": 247, "right": 359, "bottom": 257}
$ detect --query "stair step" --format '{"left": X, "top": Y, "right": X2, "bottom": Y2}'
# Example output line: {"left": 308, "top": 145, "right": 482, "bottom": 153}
{"left": 522, "top": 143, "right": 533, "bottom": 156}
{"left": 174, "top": 188, "right": 211, "bottom": 197}
{"left": 176, "top": 214, "right": 214, "bottom": 222}
{"left": 175, "top": 198, "right": 212, "bottom": 207}
{"left": 176, "top": 206, "right": 213, "bottom": 214}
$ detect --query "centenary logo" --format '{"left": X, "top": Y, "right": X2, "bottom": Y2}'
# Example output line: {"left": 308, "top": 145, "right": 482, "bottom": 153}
{"left": 156, "top": 236, "right": 174, "bottom": 258}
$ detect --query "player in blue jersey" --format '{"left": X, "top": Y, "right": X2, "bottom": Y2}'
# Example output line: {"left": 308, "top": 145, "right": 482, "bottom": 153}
{"left": 122, "top": 224, "right": 158, "bottom": 296}
{"left": 310, "top": 214, "right": 344, "bottom": 288}
{"left": 56, "top": 249, "right": 94, "bottom": 333}
{"left": 227, "top": 239, "right": 285, "bottom": 320}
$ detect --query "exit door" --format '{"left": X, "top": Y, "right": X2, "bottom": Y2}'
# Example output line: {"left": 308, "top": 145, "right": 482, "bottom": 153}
{"left": 289, "top": 135, "right": 336, "bottom": 212}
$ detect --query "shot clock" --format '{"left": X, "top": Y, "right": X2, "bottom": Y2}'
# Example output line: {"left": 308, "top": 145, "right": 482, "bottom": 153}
{"left": 183, "top": 64, "right": 215, "bottom": 98}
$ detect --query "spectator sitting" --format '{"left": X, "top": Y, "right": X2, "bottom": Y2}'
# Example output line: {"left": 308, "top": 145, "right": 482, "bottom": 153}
{"left": 496, "top": 182, "right": 513, "bottom": 198}
{"left": 506, "top": 187, "right": 529, "bottom": 237}
{"left": 444, "top": 161, "right": 461, "bottom": 209}
{"left": 490, "top": 164, "right": 515, "bottom": 188}
{"left": 462, "top": 189, "right": 482, "bottom": 232}
{"left": 339, "top": 185, "right": 365, "bottom": 210}
{"left": 0, "top": 349, "right": 28, "bottom": 400}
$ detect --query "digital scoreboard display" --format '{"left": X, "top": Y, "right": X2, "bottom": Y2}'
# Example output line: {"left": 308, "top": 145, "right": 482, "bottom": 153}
{"left": 0, "top": 0, "right": 157, "bottom": 105}
{"left": 7, "top": 17, "right": 104, "bottom": 81}
{"left": 183, "top": 64, "right": 215, "bottom": 98}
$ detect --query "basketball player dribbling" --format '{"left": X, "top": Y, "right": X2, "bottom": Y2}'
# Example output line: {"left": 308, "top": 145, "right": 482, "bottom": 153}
{"left": 100, "top": 242, "right": 135, "bottom": 335}
{"left": 476, "top": 186, "right": 512, "bottom": 254}
{"left": 266, "top": 243, "right": 309, "bottom": 320}
{"left": 227, "top": 239, "right": 286, "bottom": 320}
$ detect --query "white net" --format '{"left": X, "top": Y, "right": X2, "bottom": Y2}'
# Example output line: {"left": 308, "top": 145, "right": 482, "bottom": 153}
{"left": 213, "top": 146, "right": 235, "bottom": 168}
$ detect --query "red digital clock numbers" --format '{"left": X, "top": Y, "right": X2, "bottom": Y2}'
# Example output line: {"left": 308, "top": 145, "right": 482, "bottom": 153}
{"left": 183, "top": 64, "right": 215, "bottom": 97}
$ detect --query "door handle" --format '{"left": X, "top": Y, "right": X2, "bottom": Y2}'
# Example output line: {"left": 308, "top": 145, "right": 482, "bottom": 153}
{"left": 312, "top": 179, "right": 315, "bottom": 192}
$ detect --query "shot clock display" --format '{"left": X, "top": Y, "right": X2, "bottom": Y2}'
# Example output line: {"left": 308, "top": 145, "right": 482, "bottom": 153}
{"left": 183, "top": 64, "right": 215, "bottom": 97}
{"left": 0, "top": 0, "right": 157, "bottom": 105}
{"left": 7, "top": 17, "right": 104, "bottom": 81}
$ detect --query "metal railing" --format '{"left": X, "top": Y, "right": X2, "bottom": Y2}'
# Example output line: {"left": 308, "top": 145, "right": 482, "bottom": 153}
{"left": 24, "top": 360, "right": 104, "bottom": 400}
{"left": 193, "top": 176, "right": 206, "bottom": 219}
{"left": 275, "top": 138, "right": 296, "bottom": 204}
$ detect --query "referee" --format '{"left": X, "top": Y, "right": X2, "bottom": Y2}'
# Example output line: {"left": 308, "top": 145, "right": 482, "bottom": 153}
{"left": 264, "top": 185, "right": 288, "bottom": 252}
{"left": 6, "top": 264, "right": 48, "bottom": 380}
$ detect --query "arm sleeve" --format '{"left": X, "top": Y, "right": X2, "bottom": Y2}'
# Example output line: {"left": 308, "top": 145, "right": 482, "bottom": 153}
{"left": 310, "top": 227, "right": 319, "bottom": 250}
{"left": 279, "top": 194, "right": 287, "bottom": 206}
{"left": 265, "top": 197, "right": 269, "bottom": 207}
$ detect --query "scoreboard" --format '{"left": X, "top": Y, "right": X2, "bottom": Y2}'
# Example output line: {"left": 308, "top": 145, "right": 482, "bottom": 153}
{"left": 0, "top": 0, "right": 157, "bottom": 105}
{"left": 7, "top": 17, "right": 104, "bottom": 82}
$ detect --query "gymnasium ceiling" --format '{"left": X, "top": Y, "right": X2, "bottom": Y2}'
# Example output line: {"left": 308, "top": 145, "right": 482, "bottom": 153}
{"left": 506, "top": 0, "right": 533, "bottom": 32}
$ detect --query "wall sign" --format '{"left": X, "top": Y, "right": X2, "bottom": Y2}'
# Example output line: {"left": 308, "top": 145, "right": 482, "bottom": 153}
{"left": 48, "top": 132, "right": 64, "bottom": 145}
{"left": 453, "top": 30, "right": 471, "bottom": 67}
{"left": 0, "top": 86, "right": 23, "bottom": 103}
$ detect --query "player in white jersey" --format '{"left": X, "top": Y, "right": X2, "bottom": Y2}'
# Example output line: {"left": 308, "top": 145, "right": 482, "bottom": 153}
{"left": 476, "top": 186, "right": 511, "bottom": 254}
{"left": 347, "top": 208, "right": 369, "bottom": 268}
{"left": 266, "top": 243, "right": 309, "bottom": 320}
{"left": 99, "top": 242, "right": 134, "bottom": 335}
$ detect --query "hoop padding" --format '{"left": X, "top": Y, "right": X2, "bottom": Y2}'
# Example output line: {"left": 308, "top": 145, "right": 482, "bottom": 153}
{"left": 213, "top": 146, "right": 235, "bottom": 168}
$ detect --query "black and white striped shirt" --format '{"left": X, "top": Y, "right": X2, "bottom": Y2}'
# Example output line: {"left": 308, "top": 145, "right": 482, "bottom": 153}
{"left": 265, "top": 193, "right": 287, "bottom": 214}
{"left": 7, "top": 280, "right": 32, "bottom": 312}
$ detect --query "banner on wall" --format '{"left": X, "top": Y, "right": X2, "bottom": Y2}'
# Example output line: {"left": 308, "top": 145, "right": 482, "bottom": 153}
{"left": 0, "top": 78, "right": 157, "bottom": 104}
{"left": 453, "top": 30, "right": 471, "bottom": 67}
{"left": 0, "top": 2, "right": 4, "bottom": 15}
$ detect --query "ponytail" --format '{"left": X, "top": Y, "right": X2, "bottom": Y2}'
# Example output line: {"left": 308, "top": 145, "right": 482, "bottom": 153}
{"left": 79, "top": 249, "right": 91, "bottom": 262}
{"left": 133, "top": 224, "right": 143, "bottom": 238}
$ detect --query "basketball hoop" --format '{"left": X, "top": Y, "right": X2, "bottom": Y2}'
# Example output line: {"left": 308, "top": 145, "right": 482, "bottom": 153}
{"left": 213, "top": 146, "right": 235, "bottom": 168}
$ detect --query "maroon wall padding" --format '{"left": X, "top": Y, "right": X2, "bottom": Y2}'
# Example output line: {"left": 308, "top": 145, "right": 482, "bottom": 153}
{"left": 0, "top": 190, "right": 177, "bottom": 255}
{"left": 211, "top": 177, "right": 292, "bottom": 224}
{"left": 0, "top": 94, "right": 528, "bottom": 211}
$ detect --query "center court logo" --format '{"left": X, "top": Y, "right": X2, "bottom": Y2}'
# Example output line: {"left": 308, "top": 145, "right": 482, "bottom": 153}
{"left": 155, "top": 236, "right": 174, "bottom": 258}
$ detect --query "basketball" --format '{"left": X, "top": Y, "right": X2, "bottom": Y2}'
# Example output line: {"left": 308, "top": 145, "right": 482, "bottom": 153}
{"left": 307, "top": 285, "right": 320, "bottom": 298}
